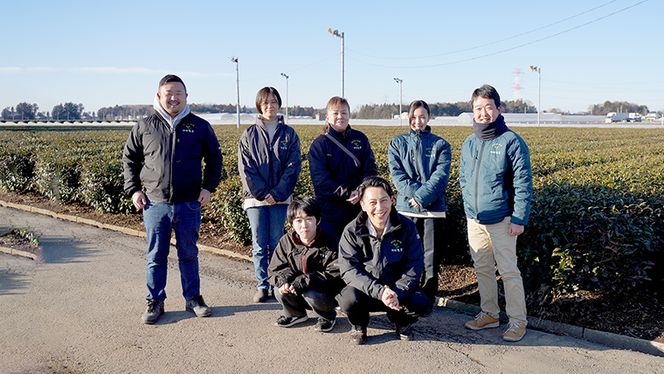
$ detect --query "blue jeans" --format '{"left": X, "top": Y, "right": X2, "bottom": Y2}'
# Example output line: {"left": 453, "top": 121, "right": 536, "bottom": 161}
{"left": 246, "top": 205, "right": 287, "bottom": 289}
{"left": 143, "top": 200, "right": 202, "bottom": 301}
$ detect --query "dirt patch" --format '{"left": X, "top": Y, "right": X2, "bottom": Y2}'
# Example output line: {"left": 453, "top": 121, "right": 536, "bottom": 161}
{"left": 0, "top": 229, "right": 41, "bottom": 258}
{"left": 1, "top": 190, "right": 662, "bottom": 343}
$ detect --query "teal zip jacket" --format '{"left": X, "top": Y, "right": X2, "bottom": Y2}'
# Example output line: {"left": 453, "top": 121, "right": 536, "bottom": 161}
{"left": 458, "top": 126, "right": 532, "bottom": 225}
{"left": 388, "top": 126, "right": 451, "bottom": 214}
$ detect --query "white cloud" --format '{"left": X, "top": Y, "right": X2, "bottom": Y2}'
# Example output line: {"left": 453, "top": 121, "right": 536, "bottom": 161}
{"left": 75, "top": 66, "right": 164, "bottom": 74}
{"left": 0, "top": 67, "right": 22, "bottom": 73}
{"left": 0, "top": 66, "right": 227, "bottom": 77}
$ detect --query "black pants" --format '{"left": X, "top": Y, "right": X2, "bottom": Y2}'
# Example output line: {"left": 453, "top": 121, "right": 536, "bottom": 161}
{"left": 274, "top": 287, "right": 336, "bottom": 320}
{"left": 409, "top": 216, "right": 445, "bottom": 299}
{"left": 336, "top": 285, "right": 430, "bottom": 328}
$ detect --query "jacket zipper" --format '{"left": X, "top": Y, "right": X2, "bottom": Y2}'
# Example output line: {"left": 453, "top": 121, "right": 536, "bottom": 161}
{"left": 168, "top": 122, "right": 176, "bottom": 203}
{"left": 415, "top": 131, "right": 423, "bottom": 182}
{"left": 257, "top": 122, "right": 280, "bottom": 194}
{"left": 301, "top": 248, "right": 308, "bottom": 274}
{"left": 473, "top": 141, "right": 486, "bottom": 215}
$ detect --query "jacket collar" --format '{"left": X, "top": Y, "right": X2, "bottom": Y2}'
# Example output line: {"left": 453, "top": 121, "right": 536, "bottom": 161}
{"left": 256, "top": 114, "right": 285, "bottom": 128}
{"left": 288, "top": 228, "right": 324, "bottom": 250}
{"left": 326, "top": 124, "right": 353, "bottom": 140}
{"left": 353, "top": 208, "right": 403, "bottom": 238}
{"left": 152, "top": 95, "right": 191, "bottom": 131}
{"left": 409, "top": 125, "right": 431, "bottom": 136}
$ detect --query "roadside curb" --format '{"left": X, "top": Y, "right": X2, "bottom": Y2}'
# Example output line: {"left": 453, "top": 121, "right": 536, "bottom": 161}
{"left": 2, "top": 199, "right": 661, "bottom": 357}
{"left": 435, "top": 297, "right": 664, "bottom": 357}
{"left": 0, "top": 245, "right": 39, "bottom": 261}
{"left": 0, "top": 199, "right": 251, "bottom": 263}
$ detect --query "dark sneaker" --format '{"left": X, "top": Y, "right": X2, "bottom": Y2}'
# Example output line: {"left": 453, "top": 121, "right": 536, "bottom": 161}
{"left": 396, "top": 323, "right": 414, "bottom": 341}
{"left": 253, "top": 289, "right": 269, "bottom": 303}
{"left": 142, "top": 299, "right": 164, "bottom": 324}
{"left": 314, "top": 317, "right": 336, "bottom": 332}
{"left": 350, "top": 325, "right": 367, "bottom": 345}
{"left": 275, "top": 315, "right": 308, "bottom": 327}
{"left": 185, "top": 295, "right": 212, "bottom": 317}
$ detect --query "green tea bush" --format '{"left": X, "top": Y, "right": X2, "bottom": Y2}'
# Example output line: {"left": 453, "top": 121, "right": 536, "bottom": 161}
{"left": 211, "top": 176, "right": 251, "bottom": 244}
{"left": 34, "top": 156, "right": 81, "bottom": 203}
{"left": 0, "top": 149, "right": 35, "bottom": 192}
{"left": 80, "top": 156, "right": 133, "bottom": 214}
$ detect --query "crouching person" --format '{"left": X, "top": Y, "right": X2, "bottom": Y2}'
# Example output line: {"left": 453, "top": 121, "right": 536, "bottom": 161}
{"left": 337, "top": 176, "right": 430, "bottom": 345}
{"left": 268, "top": 198, "right": 343, "bottom": 332}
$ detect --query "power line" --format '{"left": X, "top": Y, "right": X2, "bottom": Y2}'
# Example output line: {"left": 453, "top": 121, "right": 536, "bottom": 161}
{"left": 350, "top": 0, "right": 648, "bottom": 69}
{"left": 350, "top": 0, "right": 620, "bottom": 61}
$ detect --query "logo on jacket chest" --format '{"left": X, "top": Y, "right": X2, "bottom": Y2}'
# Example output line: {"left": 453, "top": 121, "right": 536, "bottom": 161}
{"left": 489, "top": 143, "right": 503, "bottom": 156}
{"left": 181, "top": 123, "right": 195, "bottom": 134}
{"left": 411, "top": 146, "right": 433, "bottom": 160}
{"left": 390, "top": 239, "right": 403, "bottom": 253}
{"left": 351, "top": 139, "right": 363, "bottom": 150}
{"left": 279, "top": 136, "right": 290, "bottom": 150}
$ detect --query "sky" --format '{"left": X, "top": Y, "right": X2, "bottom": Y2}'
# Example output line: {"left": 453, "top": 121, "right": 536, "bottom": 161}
{"left": 1, "top": 0, "right": 662, "bottom": 114}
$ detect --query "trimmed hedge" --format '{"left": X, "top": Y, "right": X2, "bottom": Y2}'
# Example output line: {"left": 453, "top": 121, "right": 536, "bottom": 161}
{"left": 79, "top": 156, "right": 134, "bottom": 214}
{"left": 34, "top": 156, "right": 81, "bottom": 203}
{"left": 0, "top": 150, "right": 35, "bottom": 192}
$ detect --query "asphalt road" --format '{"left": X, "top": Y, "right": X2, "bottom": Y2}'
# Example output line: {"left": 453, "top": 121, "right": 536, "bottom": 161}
{"left": 1, "top": 206, "right": 662, "bottom": 373}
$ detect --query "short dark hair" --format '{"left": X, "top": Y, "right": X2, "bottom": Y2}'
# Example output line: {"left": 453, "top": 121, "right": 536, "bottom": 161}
{"left": 159, "top": 74, "right": 187, "bottom": 93}
{"left": 287, "top": 198, "right": 321, "bottom": 224}
{"left": 408, "top": 100, "right": 431, "bottom": 121}
{"left": 255, "top": 87, "right": 282, "bottom": 114}
{"left": 471, "top": 84, "right": 501, "bottom": 108}
{"left": 357, "top": 176, "right": 394, "bottom": 200}
{"left": 326, "top": 96, "right": 350, "bottom": 112}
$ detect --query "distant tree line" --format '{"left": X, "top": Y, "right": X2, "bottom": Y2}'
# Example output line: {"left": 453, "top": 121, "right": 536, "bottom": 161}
{"left": 1, "top": 102, "right": 87, "bottom": 121}
{"left": 352, "top": 100, "right": 538, "bottom": 119}
{"left": 588, "top": 101, "right": 650, "bottom": 115}
{"left": 189, "top": 103, "right": 254, "bottom": 114}
{"left": 1, "top": 99, "right": 655, "bottom": 122}
{"left": 189, "top": 103, "right": 320, "bottom": 118}
{"left": 97, "top": 105, "right": 151, "bottom": 120}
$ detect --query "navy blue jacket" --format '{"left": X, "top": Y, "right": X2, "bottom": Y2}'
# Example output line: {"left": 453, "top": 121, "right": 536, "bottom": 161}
{"left": 458, "top": 128, "right": 532, "bottom": 225}
{"left": 388, "top": 126, "right": 451, "bottom": 214}
{"left": 123, "top": 112, "right": 223, "bottom": 203}
{"left": 338, "top": 209, "right": 423, "bottom": 301}
{"left": 238, "top": 116, "right": 301, "bottom": 202}
{"left": 308, "top": 125, "right": 377, "bottom": 223}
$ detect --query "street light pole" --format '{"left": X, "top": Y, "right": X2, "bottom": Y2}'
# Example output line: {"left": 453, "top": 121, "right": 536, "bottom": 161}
{"left": 328, "top": 27, "right": 345, "bottom": 98}
{"left": 231, "top": 57, "right": 240, "bottom": 129}
{"left": 280, "top": 72, "right": 289, "bottom": 123}
{"left": 393, "top": 77, "right": 403, "bottom": 126}
{"left": 530, "top": 65, "right": 541, "bottom": 126}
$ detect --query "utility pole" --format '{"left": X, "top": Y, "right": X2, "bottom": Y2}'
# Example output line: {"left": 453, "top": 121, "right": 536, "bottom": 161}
{"left": 393, "top": 77, "right": 403, "bottom": 126}
{"left": 328, "top": 28, "right": 345, "bottom": 98}
{"left": 280, "top": 73, "right": 289, "bottom": 123}
{"left": 530, "top": 65, "right": 541, "bottom": 126}
{"left": 231, "top": 57, "right": 240, "bottom": 129}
